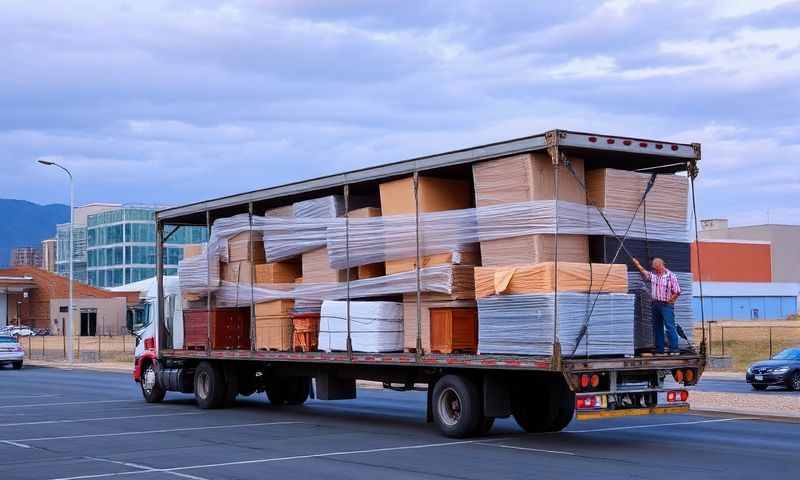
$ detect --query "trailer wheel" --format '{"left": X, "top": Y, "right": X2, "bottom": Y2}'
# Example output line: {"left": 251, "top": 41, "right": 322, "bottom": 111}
{"left": 140, "top": 361, "right": 165, "bottom": 403}
{"left": 546, "top": 382, "right": 575, "bottom": 432}
{"left": 432, "top": 375, "right": 482, "bottom": 438}
{"left": 266, "top": 377, "right": 310, "bottom": 406}
{"left": 512, "top": 378, "right": 574, "bottom": 433}
{"left": 194, "top": 361, "right": 226, "bottom": 409}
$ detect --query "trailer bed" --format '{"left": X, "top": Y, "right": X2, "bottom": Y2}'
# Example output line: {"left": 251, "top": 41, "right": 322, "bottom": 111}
{"left": 160, "top": 348, "right": 704, "bottom": 373}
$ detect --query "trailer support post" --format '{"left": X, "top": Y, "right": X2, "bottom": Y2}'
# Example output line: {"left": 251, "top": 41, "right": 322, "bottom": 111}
{"left": 344, "top": 183, "right": 353, "bottom": 359}
{"left": 156, "top": 221, "right": 166, "bottom": 351}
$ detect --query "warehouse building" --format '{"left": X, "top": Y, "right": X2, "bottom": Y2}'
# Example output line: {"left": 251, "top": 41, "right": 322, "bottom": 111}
{"left": 691, "top": 219, "right": 800, "bottom": 321}
{"left": 10, "top": 246, "right": 42, "bottom": 268}
{"left": 0, "top": 267, "right": 138, "bottom": 334}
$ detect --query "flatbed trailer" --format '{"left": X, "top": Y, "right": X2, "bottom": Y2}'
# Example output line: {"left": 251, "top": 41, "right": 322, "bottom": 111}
{"left": 136, "top": 129, "right": 707, "bottom": 437}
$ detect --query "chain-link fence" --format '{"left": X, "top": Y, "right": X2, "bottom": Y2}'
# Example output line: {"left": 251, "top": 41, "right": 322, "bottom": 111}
{"left": 694, "top": 322, "right": 800, "bottom": 371}
{"left": 22, "top": 334, "right": 136, "bottom": 363}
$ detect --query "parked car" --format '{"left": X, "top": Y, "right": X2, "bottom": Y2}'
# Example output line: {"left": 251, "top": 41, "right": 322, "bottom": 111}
{"left": 746, "top": 348, "right": 800, "bottom": 391}
{"left": 0, "top": 335, "right": 24, "bottom": 369}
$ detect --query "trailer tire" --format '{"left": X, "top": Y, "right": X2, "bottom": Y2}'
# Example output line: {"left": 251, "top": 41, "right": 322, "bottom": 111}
{"left": 266, "top": 377, "right": 310, "bottom": 406}
{"left": 194, "top": 362, "right": 226, "bottom": 409}
{"left": 546, "top": 384, "right": 575, "bottom": 432}
{"left": 432, "top": 375, "right": 482, "bottom": 438}
{"left": 140, "top": 361, "right": 166, "bottom": 403}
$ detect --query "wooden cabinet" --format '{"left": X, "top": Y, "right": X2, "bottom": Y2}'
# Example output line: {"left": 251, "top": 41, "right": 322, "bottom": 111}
{"left": 429, "top": 307, "right": 478, "bottom": 354}
{"left": 183, "top": 308, "right": 250, "bottom": 351}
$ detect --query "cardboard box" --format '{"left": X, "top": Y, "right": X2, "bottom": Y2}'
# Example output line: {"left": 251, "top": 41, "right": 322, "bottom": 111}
{"left": 255, "top": 316, "right": 292, "bottom": 351}
{"left": 227, "top": 231, "right": 266, "bottom": 263}
{"left": 402, "top": 298, "right": 477, "bottom": 352}
{"left": 379, "top": 176, "right": 473, "bottom": 215}
{"left": 474, "top": 262, "right": 628, "bottom": 299}
{"left": 255, "top": 261, "right": 301, "bottom": 284}
{"left": 430, "top": 307, "right": 478, "bottom": 354}
{"left": 222, "top": 261, "right": 255, "bottom": 284}
{"left": 473, "top": 152, "right": 588, "bottom": 267}
{"left": 478, "top": 234, "right": 589, "bottom": 267}
{"left": 385, "top": 250, "right": 479, "bottom": 275}
{"left": 302, "top": 247, "right": 356, "bottom": 283}
{"left": 348, "top": 206, "right": 382, "bottom": 218}
{"left": 586, "top": 169, "right": 688, "bottom": 222}
{"left": 254, "top": 299, "right": 294, "bottom": 317}
{"left": 379, "top": 176, "right": 476, "bottom": 275}
{"left": 358, "top": 263, "right": 385, "bottom": 279}
{"left": 473, "top": 153, "right": 585, "bottom": 205}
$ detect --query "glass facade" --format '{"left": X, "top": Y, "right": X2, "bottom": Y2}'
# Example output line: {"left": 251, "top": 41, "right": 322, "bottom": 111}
{"left": 86, "top": 207, "right": 206, "bottom": 288}
{"left": 55, "top": 223, "right": 88, "bottom": 284}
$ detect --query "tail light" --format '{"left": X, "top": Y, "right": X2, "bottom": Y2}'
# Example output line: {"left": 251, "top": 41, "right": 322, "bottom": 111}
{"left": 590, "top": 374, "right": 600, "bottom": 388}
{"left": 685, "top": 369, "right": 696, "bottom": 384}
{"left": 666, "top": 390, "right": 688, "bottom": 403}
{"left": 580, "top": 374, "right": 590, "bottom": 389}
{"left": 673, "top": 369, "right": 684, "bottom": 383}
{"left": 576, "top": 394, "right": 607, "bottom": 409}
{"left": 144, "top": 337, "right": 155, "bottom": 350}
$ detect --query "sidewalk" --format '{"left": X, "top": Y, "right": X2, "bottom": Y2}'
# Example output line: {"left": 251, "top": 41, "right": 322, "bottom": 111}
{"left": 25, "top": 359, "right": 132, "bottom": 373}
{"left": 691, "top": 390, "right": 800, "bottom": 420}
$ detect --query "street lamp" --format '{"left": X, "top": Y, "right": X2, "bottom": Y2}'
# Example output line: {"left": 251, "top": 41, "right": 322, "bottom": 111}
{"left": 37, "top": 159, "right": 75, "bottom": 362}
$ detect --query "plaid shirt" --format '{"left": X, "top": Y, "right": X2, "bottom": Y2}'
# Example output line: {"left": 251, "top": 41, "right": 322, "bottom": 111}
{"left": 645, "top": 269, "right": 681, "bottom": 303}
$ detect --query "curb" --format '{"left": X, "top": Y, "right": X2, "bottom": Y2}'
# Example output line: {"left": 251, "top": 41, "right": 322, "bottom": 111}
{"left": 690, "top": 408, "right": 800, "bottom": 423}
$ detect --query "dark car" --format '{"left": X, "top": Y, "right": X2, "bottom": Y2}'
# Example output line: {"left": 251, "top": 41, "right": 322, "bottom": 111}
{"left": 746, "top": 348, "right": 800, "bottom": 391}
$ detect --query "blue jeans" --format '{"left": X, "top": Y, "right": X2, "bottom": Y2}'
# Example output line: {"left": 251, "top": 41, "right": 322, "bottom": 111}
{"left": 652, "top": 302, "right": 679, "bottom": 353}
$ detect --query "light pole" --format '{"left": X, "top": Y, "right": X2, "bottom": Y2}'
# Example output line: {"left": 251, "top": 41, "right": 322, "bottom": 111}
{"left": 38, "top": 159, "right": 75, "bottom": 362}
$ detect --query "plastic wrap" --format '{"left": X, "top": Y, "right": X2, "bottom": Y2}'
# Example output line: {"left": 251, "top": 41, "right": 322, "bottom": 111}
{"left": 477, "top": 293, "right": 635, "bottom": 357}
{"left": 319, "top": 300, "right": 404, "bottom": 352}
{"left": 325, "top": 200, "right": 687, "bottom": 269}
{"left": 213, "top": 264, "right": 462, "bottom": 306}
{"left": 474, "top": 262, "right": 628, "bottom": 299}
{"left": 627, "top": 272, "right": 694, "bottom": 350}
{"left": 586, "top": 169, "right": 689, "bottom": 223}
{"left": 589, "top": 237, "right": 690, "bottom": 272}
{"left": 293, "top": 195, "right": 345, "bottom": 219}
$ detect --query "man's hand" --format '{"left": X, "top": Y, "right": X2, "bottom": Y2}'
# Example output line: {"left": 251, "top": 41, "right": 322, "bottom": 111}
{"left": 668, "top": 293, "right": 679, "bottom": 305}
{"left": 631, "top": 257, "right": 648, "bottom": 276}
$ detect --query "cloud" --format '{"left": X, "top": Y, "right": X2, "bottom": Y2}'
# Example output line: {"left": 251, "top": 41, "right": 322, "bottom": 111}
{"left": 0, "top": 0, "right": 797, "bottom": 229}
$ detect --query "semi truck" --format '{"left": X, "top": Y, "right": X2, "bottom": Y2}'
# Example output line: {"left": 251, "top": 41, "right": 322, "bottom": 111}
{"left": 133, "top": 129, "right": 707, "bottom": 438}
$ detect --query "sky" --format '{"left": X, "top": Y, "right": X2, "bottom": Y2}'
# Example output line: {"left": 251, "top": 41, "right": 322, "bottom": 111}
{"left": 1, "top": 0, "right": 799, "bottom": 226}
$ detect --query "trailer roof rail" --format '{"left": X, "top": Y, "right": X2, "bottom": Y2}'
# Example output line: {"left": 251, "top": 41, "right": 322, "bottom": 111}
{"left": 156, "top": 129, "right": 699, "bottom": 223}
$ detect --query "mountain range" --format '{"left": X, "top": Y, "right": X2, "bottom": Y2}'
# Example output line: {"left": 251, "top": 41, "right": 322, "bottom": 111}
{"left": 0, "top": 199, "right": 69, "bottom": 267}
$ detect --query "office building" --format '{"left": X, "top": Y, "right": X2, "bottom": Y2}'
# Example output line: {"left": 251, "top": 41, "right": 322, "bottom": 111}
{"left": 86, "top": 206, "right": 206, "bottom": 288}
{"left": 41, "top": 238, "right": 57, "bottom": 272}
{"left": 10, "top": 247, "right": 42, "bottom": 268}
{"left": 55, "top": 203, "right": 121, "bottom": 285}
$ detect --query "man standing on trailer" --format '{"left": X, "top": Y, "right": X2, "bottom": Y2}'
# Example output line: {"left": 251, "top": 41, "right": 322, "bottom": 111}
{"left": 632, "top": 257, "right": 682, "bottom": 355}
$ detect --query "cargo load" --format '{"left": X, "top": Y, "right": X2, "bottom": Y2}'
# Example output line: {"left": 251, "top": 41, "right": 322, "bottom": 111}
{"left": 318, "top": 301, "right": 404, "bottom": 352}
{"left": 477, "top": 293, "right": 635, "bottom": 357}
{"left": 474, "top": 262, "right": 628, "bottom": 299}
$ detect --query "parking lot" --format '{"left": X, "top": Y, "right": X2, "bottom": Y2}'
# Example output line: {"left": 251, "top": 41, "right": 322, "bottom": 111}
{"left": 1, "top": 366, "right": 799, "bottom": 480}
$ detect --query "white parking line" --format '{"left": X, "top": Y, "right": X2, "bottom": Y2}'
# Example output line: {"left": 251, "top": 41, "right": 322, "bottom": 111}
{"left": 0, "top": 394, "right": 61, "bottom": 399}
{"left": 88, "top": 457, "right": 209, "bottom": 480}
{"left": 477, "top": 442, "right": 575, "bottom": 456}
{"left": 47, "top": 439, "right": 490, "bottom": 480}
{"left": 1, "top": 440, "right": 32, "bottom": 448}
{"left": 0, "top": 411, "right": 202, "bottom": 427}
{"left": 0, "top": 399, "right": 136, "bottom": 409}
{"left": 566, "top": 417, "right": 758, "bottom": 433}
{"left": 6, "top": 421, "right": 302, "bottom": 443}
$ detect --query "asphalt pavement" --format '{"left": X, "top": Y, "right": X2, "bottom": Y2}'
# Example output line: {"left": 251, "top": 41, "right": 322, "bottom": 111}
{"left": 1, "top": 365, "right": 799, "bottom": 480}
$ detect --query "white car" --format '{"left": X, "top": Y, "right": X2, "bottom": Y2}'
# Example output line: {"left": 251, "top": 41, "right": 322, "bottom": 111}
{"left": 0, "top": 336, "right": 24, "bottom": 369}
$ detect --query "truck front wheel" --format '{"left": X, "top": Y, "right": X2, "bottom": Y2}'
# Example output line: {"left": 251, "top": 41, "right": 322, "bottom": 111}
{"left": 194, "top": 361, "right": 226, "bottom": 409}
{"left": 432, "top": 375, "right": 483, "bottom": 438}
{"left": 140, "top": 361, "right": 166, "bottom": 403}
